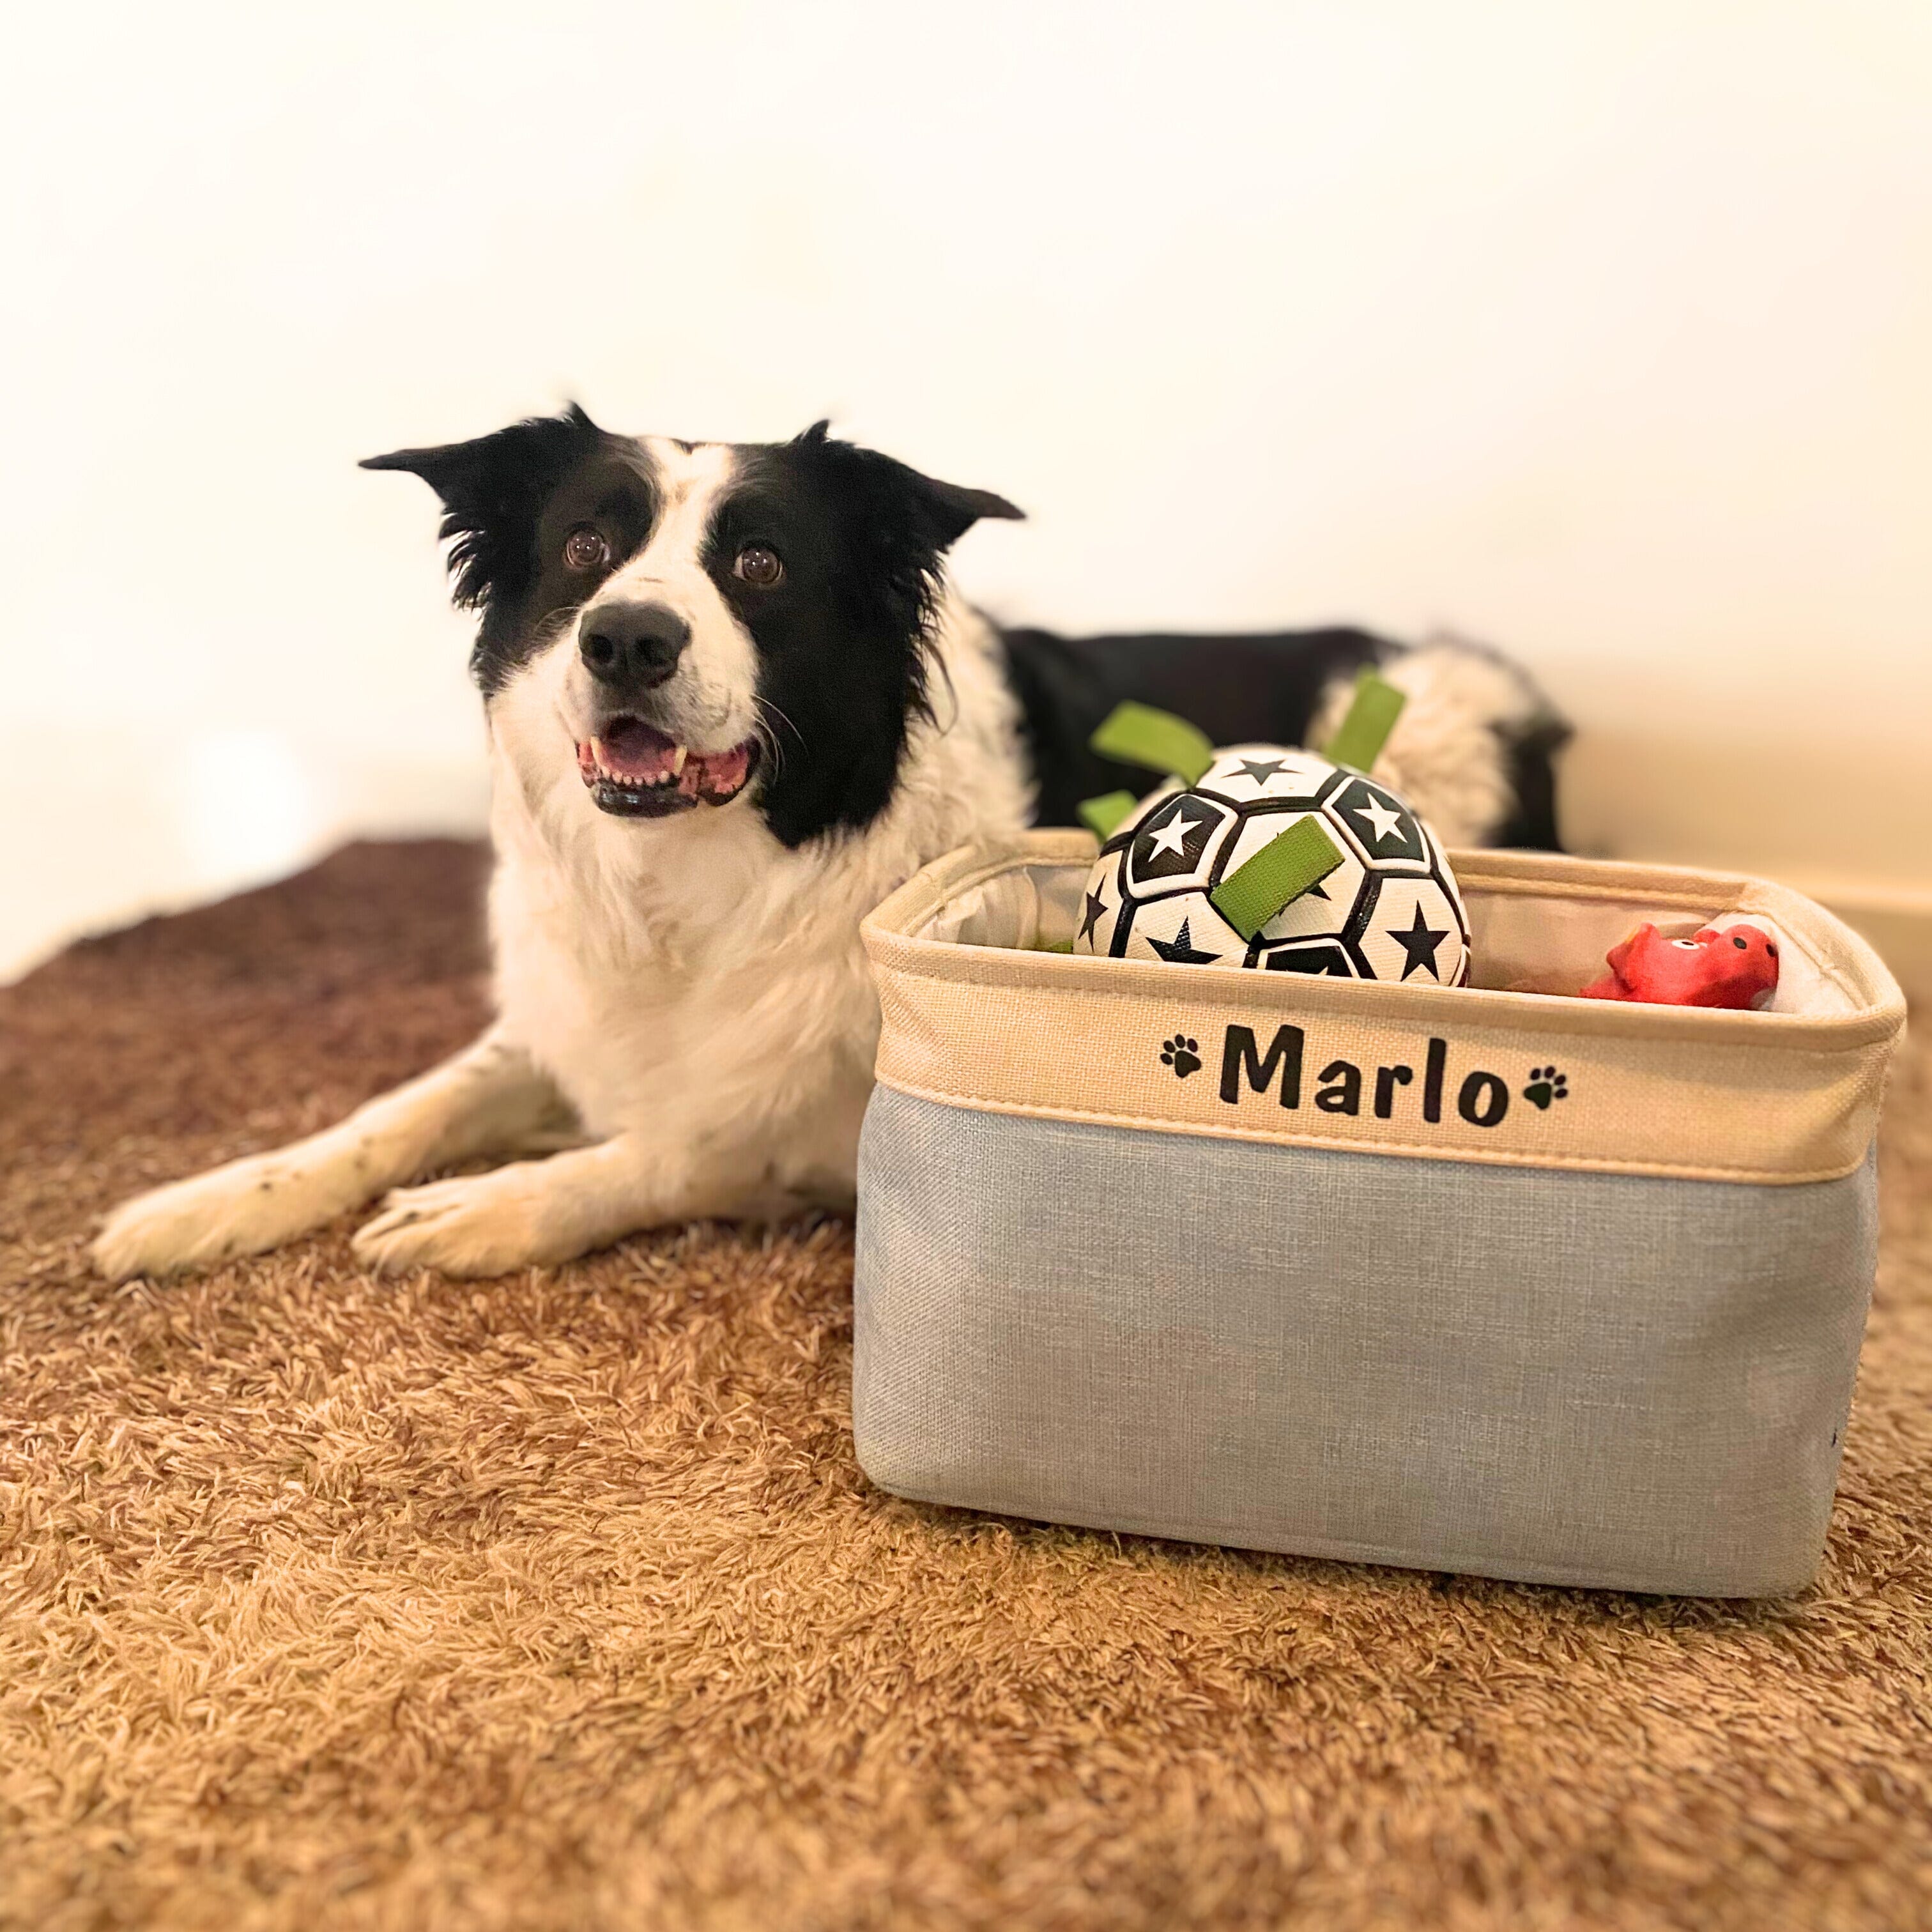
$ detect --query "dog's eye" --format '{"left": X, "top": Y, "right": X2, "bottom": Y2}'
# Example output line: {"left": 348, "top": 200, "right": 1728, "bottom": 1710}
{"left": 734, "top": 544, "right": 783, "bottom": 587}
{"left": 564, "top": 526, "right": 610, "bottom": 572}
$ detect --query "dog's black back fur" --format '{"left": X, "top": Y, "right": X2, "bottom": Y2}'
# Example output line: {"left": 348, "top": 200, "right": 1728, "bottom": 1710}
{"left": 1001, "top": 625, "right": 1567, "bottom": 850}
{"left": 1001, "top": 625, "right": 1379, "bottom": 825}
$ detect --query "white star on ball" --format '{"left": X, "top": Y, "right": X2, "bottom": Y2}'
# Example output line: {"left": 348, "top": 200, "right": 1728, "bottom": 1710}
{"left": 1145, "top": 807, "right": 1200, "bottom": 858}
{"left": 1353, "top": 794, "right": 1406, "bottom": 845}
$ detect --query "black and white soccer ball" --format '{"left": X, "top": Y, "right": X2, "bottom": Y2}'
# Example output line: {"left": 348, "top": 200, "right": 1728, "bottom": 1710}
{"left": 1073, "top": 744, "right": 1472, "bottom": 982}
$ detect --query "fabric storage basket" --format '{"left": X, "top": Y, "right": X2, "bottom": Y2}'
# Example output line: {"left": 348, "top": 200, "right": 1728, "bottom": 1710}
{"left": 853, "top": 831, "right": 1906, "bottom": 1597}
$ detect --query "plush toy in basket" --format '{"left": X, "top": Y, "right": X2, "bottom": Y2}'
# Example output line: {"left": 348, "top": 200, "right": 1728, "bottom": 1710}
{"left": 1580, "top": 921, "right": 1781, "bottom": 1008}
{"left": 1070, "top": 675, "right": 1472, "bottom": 983}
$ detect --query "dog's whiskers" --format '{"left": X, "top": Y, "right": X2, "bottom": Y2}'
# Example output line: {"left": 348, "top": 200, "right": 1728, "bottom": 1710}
{"left": 753, "top": 696, "right": 802, "bottom": 776}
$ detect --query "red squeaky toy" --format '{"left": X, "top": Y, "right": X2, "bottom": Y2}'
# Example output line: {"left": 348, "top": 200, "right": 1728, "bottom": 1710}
{"left": 1579, "top": 923, "right": 1780, "bottom": 1009}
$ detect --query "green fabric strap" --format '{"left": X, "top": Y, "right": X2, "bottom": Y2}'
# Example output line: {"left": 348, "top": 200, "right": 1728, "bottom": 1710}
{"left": 1077, "top": 792, "right": 1140, "bottom": 839}
{"left": 1323, "top": 669, "right": 1407, "bottom": 773}
{"left": 1089, "top": 702, "right": 1216, "bottom": 785}
{"left": 1209, "top": 816, "right": 1346, "bottom": 943}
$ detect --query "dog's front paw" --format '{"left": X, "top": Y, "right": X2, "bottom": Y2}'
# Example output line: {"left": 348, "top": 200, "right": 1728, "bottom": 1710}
{"left": 352, "top": 1169, "right": 560, "bottom": 1279}
{"left": 93, "top": 1153, "right": 347, "bottom": 1281}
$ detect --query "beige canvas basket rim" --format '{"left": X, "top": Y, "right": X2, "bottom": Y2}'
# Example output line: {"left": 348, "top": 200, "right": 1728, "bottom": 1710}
{"left": 862, "top": 832, "right": 1907, "bottom": 1051}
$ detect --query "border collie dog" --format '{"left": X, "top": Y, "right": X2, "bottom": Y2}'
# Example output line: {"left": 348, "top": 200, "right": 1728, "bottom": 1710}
{"left": 94, "top": 410, "right": 1565, "bottom": 1280}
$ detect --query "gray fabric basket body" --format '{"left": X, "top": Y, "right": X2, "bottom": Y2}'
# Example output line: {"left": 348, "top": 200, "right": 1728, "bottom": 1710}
{"left": 855, "top": 1090, "right": 1876, "bottom": 1597}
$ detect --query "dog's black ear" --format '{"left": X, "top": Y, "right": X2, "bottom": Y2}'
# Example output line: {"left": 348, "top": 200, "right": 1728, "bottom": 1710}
{"left": 916, "top": 476, "right": 1026, "bottom": 547}
{"left": 362, "top": 403, "right": 603, "bottom": 609}
{"left": 790, "top": 419, "right": 1023, "bottom": 551}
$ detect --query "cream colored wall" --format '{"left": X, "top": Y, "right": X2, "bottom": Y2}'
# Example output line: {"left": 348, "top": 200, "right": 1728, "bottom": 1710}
{"left": 3, "top": 1, "right": 1928, "bottom": 977}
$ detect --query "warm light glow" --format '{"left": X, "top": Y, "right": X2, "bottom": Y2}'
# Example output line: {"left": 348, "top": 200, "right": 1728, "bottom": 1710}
{"left": 174, "top": 730, "right": 321, "bottom": 889}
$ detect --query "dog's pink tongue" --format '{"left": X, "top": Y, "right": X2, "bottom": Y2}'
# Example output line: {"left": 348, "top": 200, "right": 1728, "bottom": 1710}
{"left": 698, "top": 743, "right": 752, "bottom": 799}
{"left": 595, "top": 718, "right": 682, "bottom": 784}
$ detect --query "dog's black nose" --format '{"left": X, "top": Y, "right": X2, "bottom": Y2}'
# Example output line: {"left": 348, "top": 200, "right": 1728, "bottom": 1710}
{"left": 579, "top": 601, "right": 692, "bottom": 691}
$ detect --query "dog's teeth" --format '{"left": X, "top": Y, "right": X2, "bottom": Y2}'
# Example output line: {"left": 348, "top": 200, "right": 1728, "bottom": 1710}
{"left": 670, "top": 747, "right": 688, "bottom": 776}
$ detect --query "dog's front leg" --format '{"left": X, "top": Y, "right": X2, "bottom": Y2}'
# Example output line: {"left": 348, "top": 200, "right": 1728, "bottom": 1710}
{"left": 91, "top": 1030, "right": 569, "bottom": 1280}
{"left": 349, "top": 1130, "right": 783, "bottom": 1279}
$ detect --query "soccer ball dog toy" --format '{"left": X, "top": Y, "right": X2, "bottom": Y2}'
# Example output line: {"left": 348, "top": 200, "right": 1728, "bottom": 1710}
{"left": 1070, "top": 676, "right": 1472, "bottom": 983}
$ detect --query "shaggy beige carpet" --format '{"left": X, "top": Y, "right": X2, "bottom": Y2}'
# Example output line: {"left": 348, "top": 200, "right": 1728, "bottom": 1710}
{"left": 3, "top": 841, "right": 1929, "bottom": 1932}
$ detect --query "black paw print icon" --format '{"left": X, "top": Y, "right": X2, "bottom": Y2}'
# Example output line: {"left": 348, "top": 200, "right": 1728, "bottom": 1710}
{"left": 1162, "top": 1034, "right": 1202, "bottom": 1079}
{"left": 1522, "top": 1066, "right": 1569, "bottom": 1111}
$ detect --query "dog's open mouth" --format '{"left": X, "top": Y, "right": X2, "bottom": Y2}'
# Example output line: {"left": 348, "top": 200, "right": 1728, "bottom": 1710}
{"left": 576, "top": 717, "right": 760, "bottom": 818}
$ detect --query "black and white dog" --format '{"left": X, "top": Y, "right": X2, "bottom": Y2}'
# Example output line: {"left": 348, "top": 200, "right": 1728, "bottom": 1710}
{"left": 94, "top": 410, "right": 1565, "bottom": 1280}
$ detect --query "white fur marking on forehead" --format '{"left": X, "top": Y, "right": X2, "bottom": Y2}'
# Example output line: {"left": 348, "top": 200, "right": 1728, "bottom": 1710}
{"left": 633, "top": 440, "right": 739, "bottom": 571}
